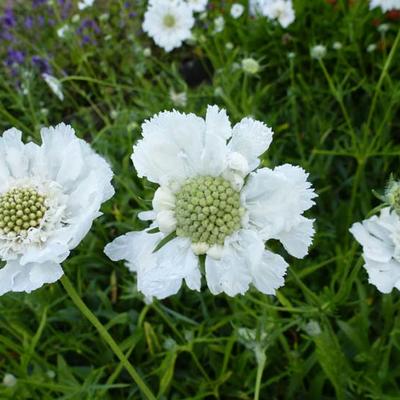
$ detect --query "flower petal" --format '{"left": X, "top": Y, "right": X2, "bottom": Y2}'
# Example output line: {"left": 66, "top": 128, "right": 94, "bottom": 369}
{"left": 228, "top": 118, "right": 273, "bottom": 170}
{"left": 363, "top": 259, "right": 400, "bottom": 294}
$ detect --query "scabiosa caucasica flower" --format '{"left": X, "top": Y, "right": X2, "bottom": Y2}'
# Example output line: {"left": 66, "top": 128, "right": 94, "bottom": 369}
{"left": 143, "top": 0, "right": 195, "bottom": 52}
{"left": 350, "top": 178, "right": 400, "bottom": 293}
{"left": 370, "top": 0, "right": 399, "bottom": 12}
{"left": 105, "top": 106, "right": 316, "bottom": 299}
{"left": 186, "top": 0, "right": 208, "bottom": 13}
{"left": 0, "top": 124, "right": 114, "bottom": 295}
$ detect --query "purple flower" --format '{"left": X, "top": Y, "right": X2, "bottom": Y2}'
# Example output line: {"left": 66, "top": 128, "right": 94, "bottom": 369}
{"left": 24, "top": 16, "right": 33, "bottom": 29}
{"left": 6, "top": 49, "right": 25, "bottom": 66}
{"left": 31, "top": 55, "right": 52, "bottom": 75}
{"left": 3, "top": 8, "right": 16, "bottom": 28}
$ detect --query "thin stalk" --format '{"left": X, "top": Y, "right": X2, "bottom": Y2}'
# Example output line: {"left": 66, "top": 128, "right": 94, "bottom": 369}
{"left": 60, "top": 275, "right": 157, "bottom": 400}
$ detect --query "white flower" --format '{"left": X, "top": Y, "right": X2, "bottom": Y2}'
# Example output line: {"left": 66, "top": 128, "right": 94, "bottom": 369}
{"left": 378, "top": 23, "right": 390, "bottom": 33}
{"left": 369, "top": 0, "right": 399, "bottom": 12}
{"left": 214, "top": 16, "right": 225, "bottom": 33}
{"left": 143, "top": 0, "right": 195, "bottom": 52}
{"left": 332, "top": 41, "right": 343, "bottom": 50}
{"left": 367, "top": 43, "right": 377, "bottom": 53}
{"left": 261, "top": 0, "right": 295, "bottom": 28}
{"left": 169, "top": 89, "right": 187, "bottom": 107}
{"left": 42, "top": 74, "right": 64, "bottom": 102}
{"left": 231, "top": 3, "right": 245, "bottom": 18}
{"left": 2, "top": 373, "right": 17, "bottom": 387}
{"left": 186, "top": 0, "right": 208, "bottom": 12}
{"left": 350, "top": 208, "right": 400, "bottom": 293}
{"left": 78, "top": 0, "right": 95, "bottom": 10}
{"left": 57, "top": 25, "right": 70, "bottom": 38}
{"left": 242, "top": 58, "right": 260, "bottom": 74}
{"left": 310, "top": 44, "right": 327, "bottom": 60}
{"left": 105, "top": 106, "right": 316, "bottom": 299}
{"left": 0, "top": 124, "right": 114, "bottom": 296}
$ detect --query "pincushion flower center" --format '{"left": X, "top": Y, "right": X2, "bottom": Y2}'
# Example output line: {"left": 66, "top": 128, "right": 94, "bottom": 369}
{"left": 0, "top": 187, "right": 47, "bottom": 237}
{"left": 175, "top": 176, "right": 244, "bottom": 246}
{"left": 163, "top": 14, "right": 176, "bottom": 28}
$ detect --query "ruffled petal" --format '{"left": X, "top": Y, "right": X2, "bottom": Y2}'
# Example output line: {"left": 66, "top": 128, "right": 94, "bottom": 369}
{"left": 205, "top": 105, "right": 231, "bottom": 140}
{"left": 251, "top": 250, "right": 288, "bottom": 295}
{"left": 363, "top": 259, "right": 400, "bottom": 294}
{"left": 228, "top": 118, "right": 273, "bottom": 170}
{"left": 205, "top": 229, "right": 264, "bottom": 296}
{"left": 276, "top": 216, "right": 315, "bottom": 258}
{"left": 0, "top": 261, "right": 63, "bottom": 295}
{"left": 132, "top": 110, "right": 205, "bottom": 185}
{"left": 243, "top": 164, "right": 316, "bottom": 239}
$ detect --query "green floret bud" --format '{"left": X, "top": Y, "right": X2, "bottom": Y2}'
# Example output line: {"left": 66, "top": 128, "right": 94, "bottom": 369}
{"left": 175, "top": 176, "right": 243, "bottom": 246}
{"left": 0, "top": 187, "right": 47, "bottom": 237}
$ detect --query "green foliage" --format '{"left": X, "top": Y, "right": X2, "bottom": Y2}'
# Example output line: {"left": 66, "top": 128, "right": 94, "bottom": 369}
{"left": 1, "top": 0, "right": 400, "bottom": 399}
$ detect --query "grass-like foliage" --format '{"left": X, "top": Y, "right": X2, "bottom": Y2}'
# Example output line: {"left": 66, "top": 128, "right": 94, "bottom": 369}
{"left": 1, "top": 0, "right": 400, "bottom": 399}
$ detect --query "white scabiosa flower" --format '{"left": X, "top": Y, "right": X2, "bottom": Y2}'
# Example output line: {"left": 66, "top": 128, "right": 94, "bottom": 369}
{"left": 231, "top": 3, "right": 245, "bottom": 18}
{"left": 186, "top": 0, "right": 208, "bottom": 12}
{"left": 370, "top": 0, "right": 399, "bottom": 12}
{"left": 169, "top": 89, "right": 187, "bottom": 107}
{"left": 2, "top": 373, "right": 17, "bottom": 387}
{"left": 242, "top": 58, "right": 260, "bottom": 74}
{"left": 214, "top": 16, "right": 225, "bottom": 33}
{"left": 350, "top": 208, "right": 400, "bottom": 293}
{"left": 105, "top": 106, "right": 316, "bottom": 299}
{"left": 0, "top": 124, "right": 114, "bottom": 296}
{"left": 78, "top": 0, "right": 95, "bottom": 10}
{"left": 261, "top": 0, "right": 295, "bottom": 28}
{"left": 142, "top": 0, "right": 195, "bottom": 52}
{"left": 42, "top": 74, "right": 64, "bottom": 101}
{"left": 310, "top": 44, "right": 327, "bottom": 60}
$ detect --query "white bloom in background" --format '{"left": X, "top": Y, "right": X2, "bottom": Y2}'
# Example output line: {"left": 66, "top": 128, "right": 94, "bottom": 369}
{"left": 169, "top": 89, "right": 187, "bottom": 107}
{"left": 186, "top": 0, "right": 208, "bottom": 12}
{"left": 370, "top": 0, "right": 399, "bottom": 12}
{"left": 105, "top": 106, "right": 316, "bottom": 299}
{"left": 78, "top": 0, "right": 94, "bottom": 10}
{"left": 143, "top": 0, "right": 195, "bottom": 52}
{"left": 0, "top": 124, "right": 114, "bottom": 296}
{"left": 350, "top": 208, "right": 400, "bottom": 293}
{"left": 231, "top": 3, "right": 245, "bottom": 18}
{"left": 214, "top": 16, "right": 225, "bottom": 33}
{"left": 57, "top": 25, "right": 70, "bottom": 38}
{"left": 226, "top": 42, "right": 234, "bottom": 50}
{"left": 333, "top": 41, "right": 343, "bottom": 50}
{"left": 242, "top": 58, "right": 260, "bottom": 74}
{"left": 377, "top": 23, "right": 390, "bottom": 33}
{"left": 249, "top": 0, "right": 263, "bottom": 15}
{"left": 367, "top": 43, "right": 377, "bottom": 52}
{"left": 310, "top": 44, "right": 327, "bottom": 60}
{"left": 42, "top": 74, "right": 64, "bottom": 102}
{"left": 2, "top": 373, "right": 17, "bottom": 387}
{"left": 261, "top": 0, "right": 295, "bottom": 28}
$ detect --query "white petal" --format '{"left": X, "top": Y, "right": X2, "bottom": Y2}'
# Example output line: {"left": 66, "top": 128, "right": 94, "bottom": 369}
{"left": 276, "top": 216, "right": 315, "bottom": 258}
{"left": 251, "top": 250, "right": 288, "bottom": 295}
{"left": 156, "top": 210, "right": 177, "bottom": 234}
{"left": 228, "top": 118, "right": 273, "bottom": 170}
{"left": 0, "top": 261, "right": 63, "bottom": 295}
{"left": 243, "top": 165, "right": 316, "bottom": 239}
{"left": 132, "top": 110, "right": 205, "bottom": 185}
{"left": 152, "top": 186, "right": 176, "bottom": 212}
{"left": 205, "top": 229, "right": 263, "bottom": 296}
{"left": 363, "top": 258, "right": 400, "bottom": 294}
{"left": 205, "top": 105, "right": 232, "bottom": 140}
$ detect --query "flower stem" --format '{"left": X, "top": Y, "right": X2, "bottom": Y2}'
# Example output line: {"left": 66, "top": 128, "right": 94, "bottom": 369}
{"left": 60, "top": 275, "right": 157, "bottom": 400}
{"left": 254, "top": 351, "right": 266, "bottom": 400}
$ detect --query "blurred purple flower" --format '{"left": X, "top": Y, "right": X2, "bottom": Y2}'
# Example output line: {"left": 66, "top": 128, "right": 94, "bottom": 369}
{"left": 32, "top": 55, "right": 52, "bottom": 75}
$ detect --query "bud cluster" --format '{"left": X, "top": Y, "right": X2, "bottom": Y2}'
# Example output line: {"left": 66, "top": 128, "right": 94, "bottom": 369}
{"left": 0, "top": 187, "right": 47, "bottom": 237}
{"left": 175, "top": 176, "right": 243, "bottom": 246}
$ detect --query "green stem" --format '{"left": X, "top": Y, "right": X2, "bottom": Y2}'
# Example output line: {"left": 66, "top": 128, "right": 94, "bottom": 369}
{"left": 60, "top": 275, "right": 157, "bottom": 400}
{"left": 254, "top": 351, "right": 266, "bottom": 400}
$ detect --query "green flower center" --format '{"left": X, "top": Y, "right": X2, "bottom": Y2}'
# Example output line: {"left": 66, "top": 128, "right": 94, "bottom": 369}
{"left": 175, "top": 176, "right": 244, "bottom": 246}
{"left": 163, "top": 14, "right": 176, "bottom": 28}
{"left": 0, "top": 187, "right": 47, "bottom": 237}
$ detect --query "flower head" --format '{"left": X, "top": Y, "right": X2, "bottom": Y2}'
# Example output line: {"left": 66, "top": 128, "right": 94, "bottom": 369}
{"left": 310, "top": 44, "right": 327, "bottom": 60}
{"left": 231, "top": 3, "right": 245, "bottom": 18}
{"left": 350, "top": 208, "right": 400, "bottom": 293}
{"left": 0, "top": 124, "right": 114, "bottom": 296}
{"left": 105, "top": 106, "right": 316, "bottom": 299}
{"left": 370, "top": 0, "right": 399, "bottom": 12}
{"left": 261, "top": 0, "right": 295, "bottom": 28}
{"left": 143, "top": 0, "right": 194, "bottom": 52}
{"left": 186, "top": 0, "right": 208, "bottom": 12}
{"left": 242, "top": 58, "right": 260, "bottom": 74}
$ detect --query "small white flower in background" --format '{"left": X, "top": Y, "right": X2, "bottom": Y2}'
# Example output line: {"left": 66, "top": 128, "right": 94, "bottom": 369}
{"left": 143, "top": 0, "right": 194, "bottom": 52}
{"left": 2, "top": 373, "right": 17, "bottom": 387}
{"left": 310, "top": 44, "right": 327, "bottom": 60}
{"left": 99, "top": 13, "right": 109, "bottom": 21}
{"left": 303, "top": 320, "right": 321, "bottom": 337}
{"left": 78, "top": 0, "right": 94, "bottom": 10}
{"left": 46, "top": 370, "right": 56, "bottom": 379}
{"left": 377, "top": 23, "right": 390, "bottom": 33}
{"left": 169, "top": 89, "right": 187, "bottom": 107}
{"left": 242, "top": 58, "right": 260, "bottom": 74}
{"left": 214, "top": 16, "right": 225, "bottom": 33}
{"left": 287, "top": 51, "right": 295, "bottom": 59}
{"left": 333, "top": 41, "right": 343, "bottom": 50}
{"left": 231, "top": 3, "right": 245, "bottom": 18}
{"left": 369, "top": 0, "right": 399, "bottom": 12}
{"left": 367, "top": 43, "right": 377, "bottom": 53}
{"left": 57, "top": 25, "right": 70, "bottom": 38}
{"left": 42, "top": 74, "right": 64, "bottom": 102}
{"left": 105, "top": 106, "right": 316, "bottom": 299}
{"left": 225, "top": 42, "right": 234, "bottom": 50}
{"left": 214, "top": 87, "right": 224, "bottom": 97}
{"left": 0, "top": 124, "right": 114, "bottom": 296}
{"left": 186, "top": 0, "right": 208, "bottom": 12}
{"left": 143, "top": 47, "right": 152, "bottom": 57}
{"left": 71, "top": 14, "right": 80, "bottom": 23}
{"left": 261, "top": 0, "right": 295, "bottom": 28}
